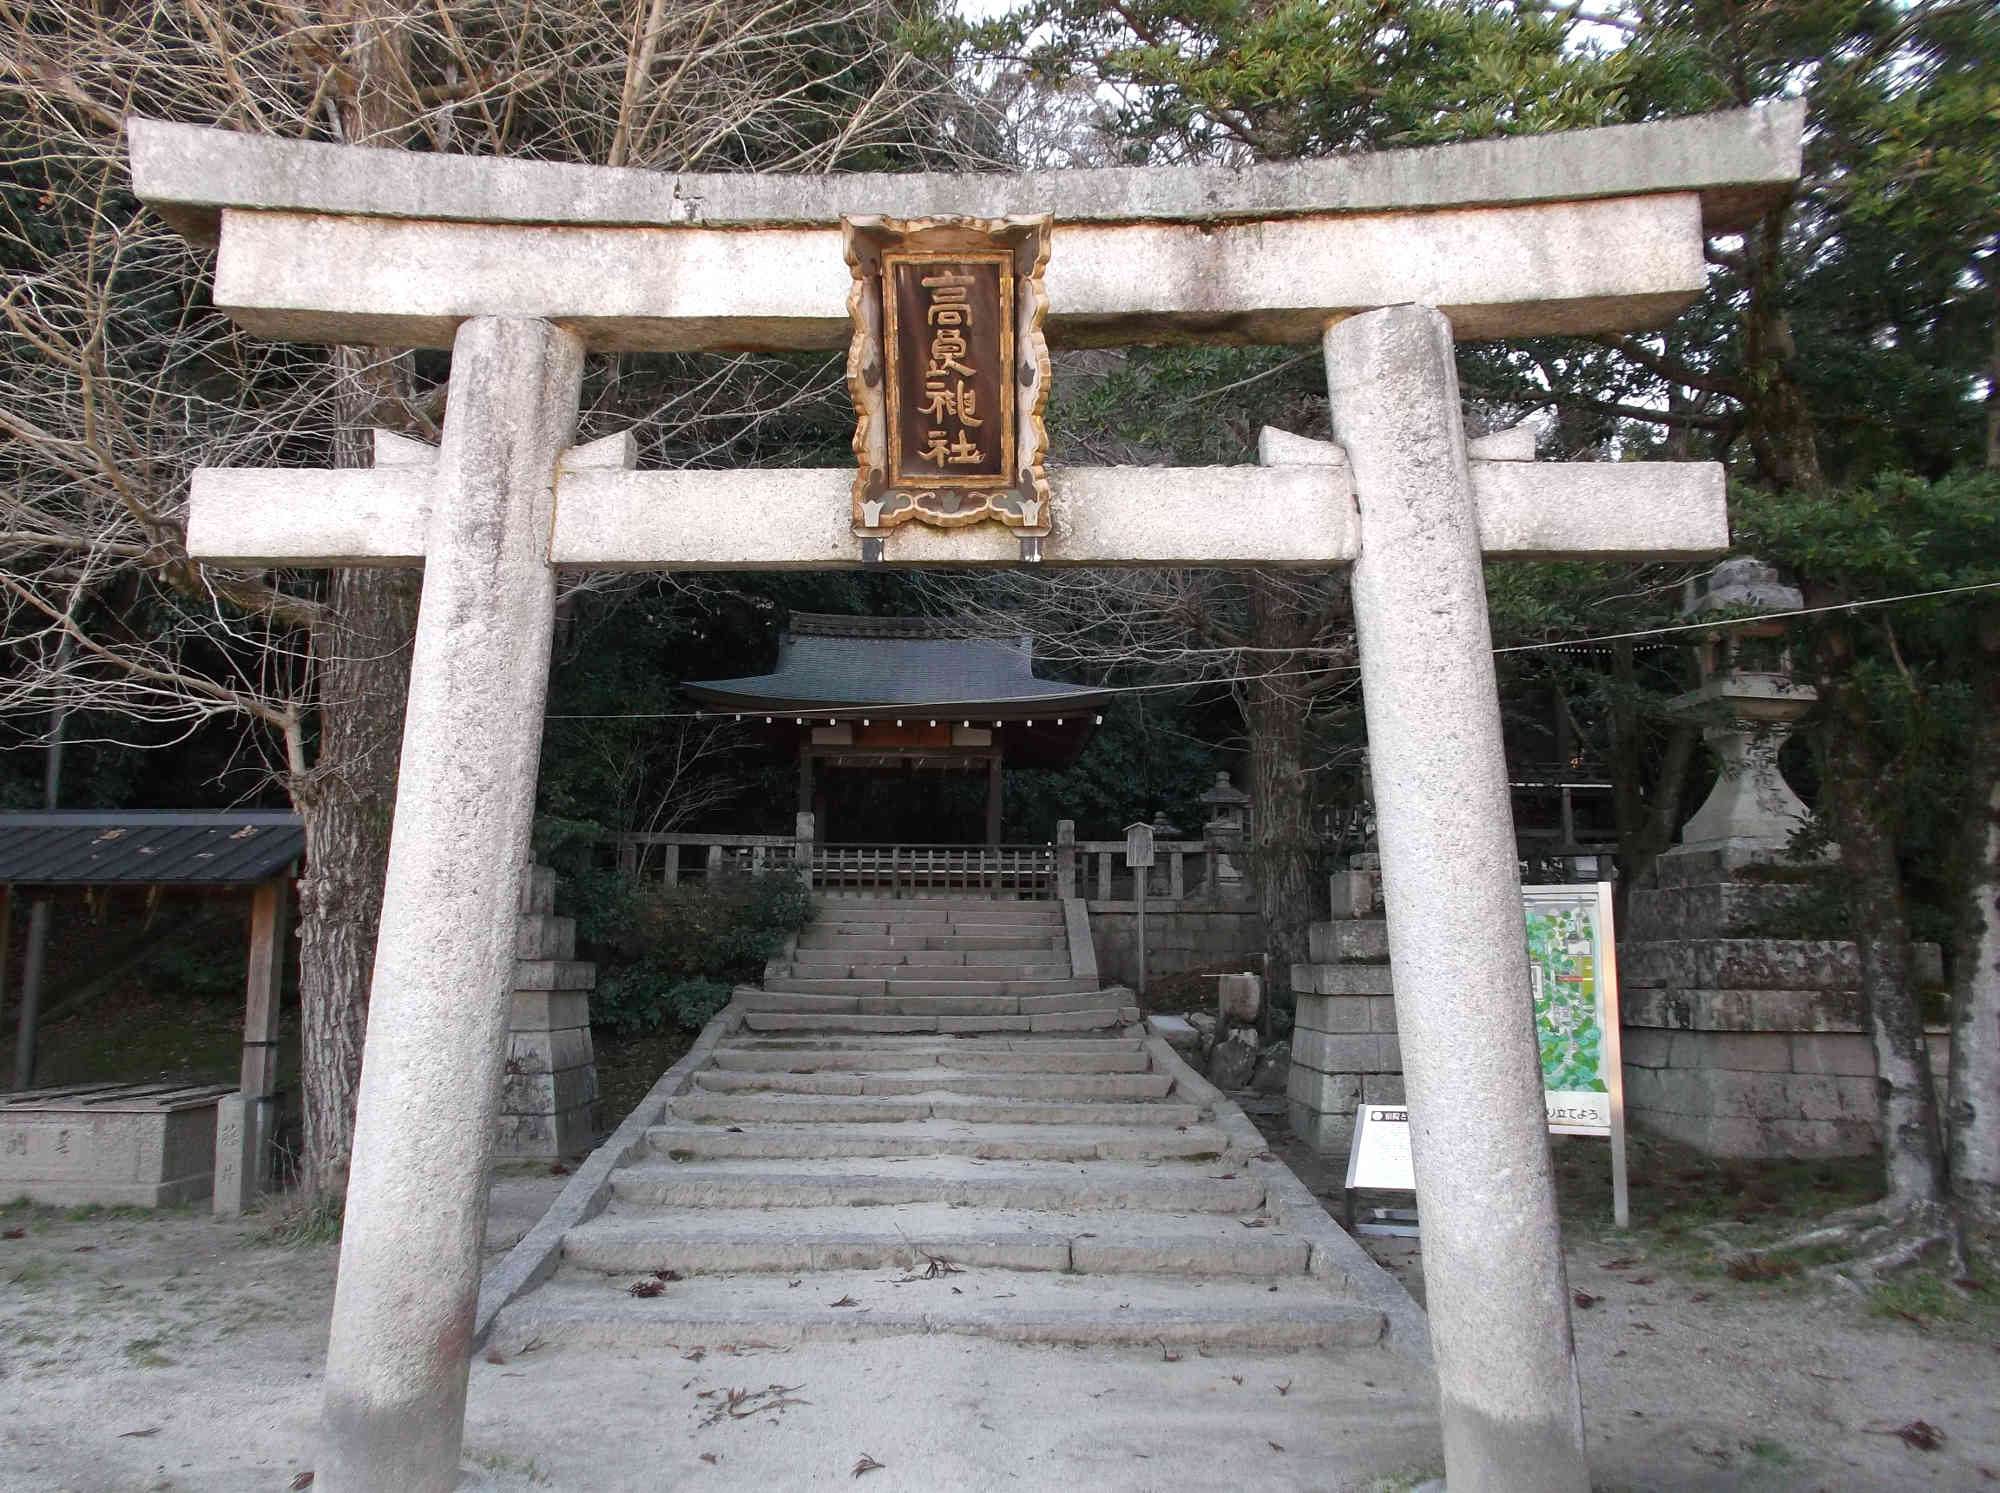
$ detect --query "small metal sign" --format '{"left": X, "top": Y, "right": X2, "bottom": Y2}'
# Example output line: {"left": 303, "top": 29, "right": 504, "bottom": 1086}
{"left": 1123, "top": 820, "right": 1156, "bottom": 869}
{"left": 845, "top": 215, "right": 1051, "bottom": 551}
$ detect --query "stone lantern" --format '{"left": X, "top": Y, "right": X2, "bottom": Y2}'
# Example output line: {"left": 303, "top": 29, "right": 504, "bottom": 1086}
{"left": 1668, "top": 558, "right": 1817, "bottom": 858}
{"left": 1199, "top": 771, "right": 1251, "bottom": 896}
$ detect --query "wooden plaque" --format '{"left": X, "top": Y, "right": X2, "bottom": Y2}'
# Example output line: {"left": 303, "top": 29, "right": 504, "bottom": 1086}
{"left": 846, "top": 215, "right": 1051, "bottom": 536}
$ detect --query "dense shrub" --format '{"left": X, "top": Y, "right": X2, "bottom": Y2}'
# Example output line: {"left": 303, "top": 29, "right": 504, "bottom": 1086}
{"left": 579, "top": 870, "right": 811, "bottom": 1037}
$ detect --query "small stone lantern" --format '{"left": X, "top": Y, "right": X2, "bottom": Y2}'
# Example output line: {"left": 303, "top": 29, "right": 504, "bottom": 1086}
{"left": 1199, "top": 772, "right": 1250, "bottom": 895}
{"left": 1669, "top": 558, "right": 1817, "bottom": 857}
{"left": 1147, "top": 811, "right": 1182, "bottom": 897}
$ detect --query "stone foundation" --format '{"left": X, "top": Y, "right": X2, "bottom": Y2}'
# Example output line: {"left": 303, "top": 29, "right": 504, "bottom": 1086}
{"left": 1087, "top": 905, "right": 1262, "bottom": 989}
{"left": 496, "top": 864, "right": 601, "bottom": 1158}
{"left": 1620, "top": 846, "right": 1946, "bottom": 1158}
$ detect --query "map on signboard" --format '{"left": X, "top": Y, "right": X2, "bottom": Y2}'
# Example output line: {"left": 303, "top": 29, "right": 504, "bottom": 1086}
{"left": 1525, "top": 893, "right": 1611, "bottom": 1132}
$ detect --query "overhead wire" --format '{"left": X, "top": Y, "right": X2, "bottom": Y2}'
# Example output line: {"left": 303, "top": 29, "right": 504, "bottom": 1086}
{"left": 542, "top": 578, "right": 2000, "bottom": 720}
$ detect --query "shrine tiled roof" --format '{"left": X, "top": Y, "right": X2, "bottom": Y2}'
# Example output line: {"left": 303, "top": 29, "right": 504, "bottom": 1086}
{"left": 0, "top": 811, "right": 303, "bottom": 886}
{"left": 685, "top": 614, "right": 1110, "bottom": 714}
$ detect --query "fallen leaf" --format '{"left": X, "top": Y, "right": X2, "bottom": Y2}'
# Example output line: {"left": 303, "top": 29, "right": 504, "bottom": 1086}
{"left": 726, "top": 1126, "right": 745, "bottom": 1133}
{"left": 654, "top": 1268, "right": 684, "bottom": 1282}
{"left": 1599, "top": 1256, "right": 1636, "bottom": 1270}
{"left": 548, "top": 1162, "right": 570, "bottom": 1175}
{"left": 289, "top": 1475, "right": 315, "bottom": 1491}
{"left": 1690, "top": 1292, "right": 1713, "bottom": 1303}
{"left": 853, "top": 1453, "right": 885, "bottom": 1478}
{"left": 684, "top": 1348, "right": 707, "bottom": 1362}
{"left": 628, "top": 1279, "right": 665, "bottom": 1298}
{"left": 1876, "top": 1420, "right": 1945, "bottom": 1451}
{"left": 1572, "top": 1290, "right": 1600, "bottom": 1309}
{"left": 1274, "top": 1380, "right": 1291, "bottom": 1397}
{"left": 700, "top": 1452, "right": 719, "bottom": 1465}
{"left": 1631, "top": 1322, "right": 1656, "bottom": 1333}
{"left": 484, "top": 1350, "right": 507, "bottom": 1365}
{"left": 1269, "top": 1442, "right": 1284, "bottom": 1452}
{"left": 1626, "top": 1275, "right": 1655, "bottom": 1286}
{"left": 73, "top": 1245, "right": 96, "bottom": 1253}
{"left": 830, "top": 1294, "right": 859, "bottom": 1307}
{"left": 1612, "top": 1350, "right": 1627, "bottom": 1359}
{"left": 1, "top": 1228, "right": 23, "bottom": 1240}
{"left": 1158, "top": 1341, "right": 1181, "bottom": 1363}
{"left": 117, "top": 1428, "right": 160, "bottom": 1438}
{"left": 517, "top": 1336, "right": 546, "bottom": 1355}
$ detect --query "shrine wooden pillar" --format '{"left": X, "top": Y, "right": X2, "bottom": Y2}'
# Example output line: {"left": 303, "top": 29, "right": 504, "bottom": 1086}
{"left": 984, "top": 751, "right": 1003, "bottom": 846}
{"left": 797, "top": 745, "right": 814, "bottom": 816}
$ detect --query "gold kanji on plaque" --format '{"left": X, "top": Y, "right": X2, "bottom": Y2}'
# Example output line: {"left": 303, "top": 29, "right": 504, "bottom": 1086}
{"left": 845, "top": 215, "right": 1051, "bottom": 545}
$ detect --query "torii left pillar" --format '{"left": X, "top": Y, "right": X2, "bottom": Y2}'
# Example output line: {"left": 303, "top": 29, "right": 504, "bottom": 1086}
{"left": 317, "top": 316, "right": 582, "bottom": 1492}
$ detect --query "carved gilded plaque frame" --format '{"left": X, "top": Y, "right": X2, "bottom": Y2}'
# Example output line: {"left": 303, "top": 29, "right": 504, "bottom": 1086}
{"left": 845, "top": 215, "right": 1051, "bottom": 540}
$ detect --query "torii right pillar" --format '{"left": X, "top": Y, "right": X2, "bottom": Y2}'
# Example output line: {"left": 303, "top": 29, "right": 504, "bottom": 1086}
{"left": 1327, "top": 303, "right": 1589, "bottom": 1493}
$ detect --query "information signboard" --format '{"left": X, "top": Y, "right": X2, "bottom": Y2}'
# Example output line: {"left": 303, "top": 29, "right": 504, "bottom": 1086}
{"left": 1522, "top": 881, "right": 1628, "bottom": 1225}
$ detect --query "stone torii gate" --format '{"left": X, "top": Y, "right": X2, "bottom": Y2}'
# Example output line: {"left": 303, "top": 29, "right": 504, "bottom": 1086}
{"left": 128, "top": 104, "right": 1801, "bottom": 1493}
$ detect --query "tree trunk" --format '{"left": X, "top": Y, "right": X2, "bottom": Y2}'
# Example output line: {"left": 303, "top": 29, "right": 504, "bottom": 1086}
{"left": 1606, "top": 637, "right": 1698, "bottom": 922}
{"left": 1245, "top": 572, "right": 1320, "bottom": 1014}
{"left": 1946, "top": 616, "right": 2000, "bottom": 1224}
{"left": 276, "top": 5, "right": 424, "bottom": 1201}
{"left": 1816, "top": 625, "right": 1947, "bottom": 1211}
{"left": 1739, "top": 204, "right": 1824, "bottom": 492}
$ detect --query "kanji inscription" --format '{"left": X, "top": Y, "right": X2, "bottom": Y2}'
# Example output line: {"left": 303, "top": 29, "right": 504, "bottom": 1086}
{"left": 846, "top": 215, "right": 1051, "bottom": 540}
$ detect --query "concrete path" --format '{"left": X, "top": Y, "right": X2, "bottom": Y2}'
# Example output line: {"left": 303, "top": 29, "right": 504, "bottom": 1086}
{"left": 489, "top": 895, "right": 1424, "bottom": 1365}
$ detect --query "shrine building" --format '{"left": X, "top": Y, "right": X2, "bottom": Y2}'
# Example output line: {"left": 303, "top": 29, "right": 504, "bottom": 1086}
{"left": 684, "top": 613, "right": 1108, "bottom": 845}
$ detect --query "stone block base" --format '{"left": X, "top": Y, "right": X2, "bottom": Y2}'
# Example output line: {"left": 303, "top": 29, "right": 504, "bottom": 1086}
{"left": 1285, "top": 978, "right": 1402, "bottom": 1157}
{"left": 1622, "top": 1023, "right": 1951, "bottom": 1159}
{"left": 495, "top": 867, "right": 602, "bottom": 1159}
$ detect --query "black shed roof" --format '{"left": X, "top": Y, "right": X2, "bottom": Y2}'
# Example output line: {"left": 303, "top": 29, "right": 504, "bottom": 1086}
{"left": 684, "top": 614, "right": 1110, "bottom": 715}
{"left": 0, "top": 811, "right": 304, "bottom": 887}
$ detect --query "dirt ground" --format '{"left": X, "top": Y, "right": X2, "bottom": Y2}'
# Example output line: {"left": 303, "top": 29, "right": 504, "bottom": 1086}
{"left": 3, "top": 1136, "right": 1995, "bottom": 1492}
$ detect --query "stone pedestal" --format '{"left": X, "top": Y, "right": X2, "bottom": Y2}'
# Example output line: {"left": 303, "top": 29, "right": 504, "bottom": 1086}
{"left": 496, "top": 864, "right": 600, "bottom": 1159}
{"left": 1620, "top": 847, "right": 1945, "bottom": 1156}
{"left": 1288, "top": 919, "right": 1398, "bottom": 1150}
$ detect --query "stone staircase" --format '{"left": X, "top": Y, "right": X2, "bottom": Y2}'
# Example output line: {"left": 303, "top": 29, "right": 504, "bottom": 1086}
{"left": 487, "top": 896, "right": 1415, "bottom": 1357}
{"left": 744, "top": 897, "right": 1130, "bottom": 1032}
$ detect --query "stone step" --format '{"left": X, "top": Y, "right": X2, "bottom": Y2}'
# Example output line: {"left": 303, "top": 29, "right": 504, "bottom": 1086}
{"left": 690, "top": 1069, "right": 1176, "bottom": 1101}
{"left": 610, "top": 1157, "right": 1262, "bottom": 1212}
{"left": 647, "top": 1118, "right": 1230, "bottom": 1163}
{"left": 708, "top": 1045, "right": 1152, "bottom": 1074}
{"left": 718, "top": 1034, "right": 1149, "bottom": 1055}
{"left": 812, "top": 901, "right": 1064, "bottom": 924}
{"left": 741, "top": 1008, "right": 1134, "bottom": 1036}
{"left": 835, "top": 963, "right": 1075, "bottom": 982}
{"left": 562, "top": 1205, "right": 1309, "bottom": 1277}
{"left": 796, "top": 931, "right": 1065, "bottom": 953}
{"left": 496, "top": 1270, "right": 1384, "bottom": 1353}
{"left": 669, "top": 1090, "right": 1200, "bottom": 1128}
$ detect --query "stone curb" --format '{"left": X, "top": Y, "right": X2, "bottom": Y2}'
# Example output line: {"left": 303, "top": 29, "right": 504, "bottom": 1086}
{"left": 1143, "top": 1031, "right": 1434, "bottom": 1367}
{"left": 1062, "top": 896, "right": 1099, "bottom": 984}
{"left": 473, "top": 1003, "right": 744, "bottom": 1343}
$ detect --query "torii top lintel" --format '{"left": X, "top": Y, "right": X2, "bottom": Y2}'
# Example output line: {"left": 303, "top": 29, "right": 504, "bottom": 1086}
{"left": 126, "top": 104, "right": 1801, "bottom": 355}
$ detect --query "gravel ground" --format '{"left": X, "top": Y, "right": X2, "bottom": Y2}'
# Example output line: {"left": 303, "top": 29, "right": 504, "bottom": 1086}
{"left": 3, "top": 1140, "right": 1994, "bottom": 1492}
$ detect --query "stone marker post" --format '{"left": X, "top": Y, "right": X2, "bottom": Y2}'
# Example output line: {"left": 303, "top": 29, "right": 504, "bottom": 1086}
{"left": 317, "top": 317, "right": 584, "bottom": 1493}
{"left": 1325, "top": 304, "right": 1589, "bottom": 1493}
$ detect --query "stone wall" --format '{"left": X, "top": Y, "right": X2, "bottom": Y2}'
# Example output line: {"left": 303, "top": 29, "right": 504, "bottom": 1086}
{"left": 496, "top": 865, "right": 601, "bottom": 1159}
{"left": 1086, "top": 905, "right": 1263, "bottom": 989}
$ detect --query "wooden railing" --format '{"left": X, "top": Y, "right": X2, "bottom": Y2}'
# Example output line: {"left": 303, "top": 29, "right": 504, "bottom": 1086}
{"left": 608, "top": 822, "right": 1245, "bottom": 907}
{"left": 611, "top": 831, "right": 1054, "bottom": 899}
{"left": 813, "top": 843, "right": 1055, "bottom": 899}
{"left": 614, "top": 832, "right": 797, "bottom": 885}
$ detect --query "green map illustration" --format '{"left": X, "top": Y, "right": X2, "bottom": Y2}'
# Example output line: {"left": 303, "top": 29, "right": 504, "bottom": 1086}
{"left": 1525, "top": 900, "right": 1606, "bottom": 1096}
